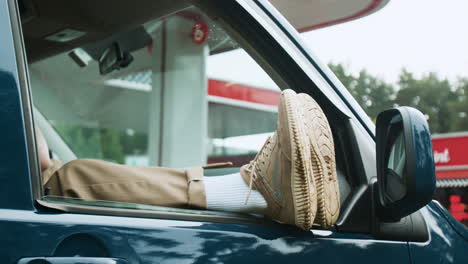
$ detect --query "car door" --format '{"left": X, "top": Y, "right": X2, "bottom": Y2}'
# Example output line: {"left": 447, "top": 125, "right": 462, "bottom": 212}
{"left": 0, "top": 0, "right": 413, "bottom": 263}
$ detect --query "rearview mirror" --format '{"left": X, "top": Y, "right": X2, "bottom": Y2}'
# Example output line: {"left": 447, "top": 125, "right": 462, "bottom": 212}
{"left": 376, "top": 107, "right": 436, "bottom": 221}
{"left": 98, "top": 42, "right": 133, "bottom": 75}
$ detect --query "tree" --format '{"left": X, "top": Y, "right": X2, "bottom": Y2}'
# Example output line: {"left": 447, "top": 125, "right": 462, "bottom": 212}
{"left": 330, "top": 63, "right": 465, "bottom": 134}
{"left": 329, "top": 63, "right": 395, "bottom": 121}
{"left": 99, "top": 128, "right": 124, "bottom": 163}
{"left": 53, "top": 123, "right": 102, "bottom": 159}
{"left": 353, "top": 69, "right": 395, "bottom": 120}
{"left": 395, "top": 70, "right": 457, "bottom": 133}
{"left": 448, "top": 78, "right": 468, "bottom": 132}
{"left": 328, "top": 63, "right": 355, "bottom": 89}
{"left": 53, "top": 123, "right": 149, "bottom": 163}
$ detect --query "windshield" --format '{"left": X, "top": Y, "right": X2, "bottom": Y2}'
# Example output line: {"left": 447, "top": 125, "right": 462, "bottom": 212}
{"left": 29, "top": 6, "right": 280, "bottom": 168}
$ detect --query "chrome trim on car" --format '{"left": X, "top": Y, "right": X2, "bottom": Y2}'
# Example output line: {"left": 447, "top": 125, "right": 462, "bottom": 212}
{"left": 37, "top": 198, "right": 267, "bottom": 226}
{"left": 8, "top": 0, "right": 42, "bottom": 200}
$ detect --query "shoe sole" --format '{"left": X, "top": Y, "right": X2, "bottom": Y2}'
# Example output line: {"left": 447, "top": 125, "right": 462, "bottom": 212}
{"left": 281, "top": 90, "right": 316, "bottom": 230}
{"left": 297, "top": 94, "right": 340, "bottom": 228}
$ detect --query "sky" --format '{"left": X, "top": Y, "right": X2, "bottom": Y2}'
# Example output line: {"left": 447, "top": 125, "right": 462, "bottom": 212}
{"left": 301, "top": 0, "right": 468, "bottom": 85}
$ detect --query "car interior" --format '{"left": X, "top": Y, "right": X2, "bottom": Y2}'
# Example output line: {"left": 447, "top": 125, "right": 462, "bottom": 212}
{"left": 20, "top": 0, "right": 357, "bottom": 227}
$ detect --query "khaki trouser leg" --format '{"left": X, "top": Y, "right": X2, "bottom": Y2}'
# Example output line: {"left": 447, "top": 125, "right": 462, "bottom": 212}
{"left": 42, "top": 159, "right": 207, "bottom": 210}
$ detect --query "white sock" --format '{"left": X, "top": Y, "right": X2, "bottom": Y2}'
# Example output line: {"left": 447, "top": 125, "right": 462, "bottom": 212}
{"left": 204, "top": 172, "right": 267, "bottom": 214}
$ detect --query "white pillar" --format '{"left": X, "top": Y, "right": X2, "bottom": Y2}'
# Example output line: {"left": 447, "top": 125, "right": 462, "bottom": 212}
{"left": 149, "top": 16, "right": 208, "bottom": 168}
{"left": 148, "top": 30, "right": 163, "bottom": 166}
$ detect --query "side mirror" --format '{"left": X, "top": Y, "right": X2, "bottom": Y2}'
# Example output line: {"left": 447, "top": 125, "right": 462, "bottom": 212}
{"left": 98, "top": 42, "right": 133, "bottom": 75}
{"left": 376, "top": 107, "right": 436, "bottom": 221}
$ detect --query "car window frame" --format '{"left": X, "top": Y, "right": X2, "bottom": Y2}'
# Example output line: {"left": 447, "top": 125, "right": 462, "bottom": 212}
{"left": 13, "top": 0, "right": 375, "bottom": 232}
{"left": 5, "top": 0, "right": 42, "bottom": 208}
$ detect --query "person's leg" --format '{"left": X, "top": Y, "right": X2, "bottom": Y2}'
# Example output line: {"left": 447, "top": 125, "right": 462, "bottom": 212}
{"left": 230, "top": 90, "right": 340, "bottom": 230}
{"left": 44, "top": 158, "right": 266, "bottom": 213}
{"left": 43, "top": 89, "right": 339, "bottom": 230}
{"left": 180, "top": 89, "right": 330, "bottom": 220}
{"left": 238, "top": 90, "right": 318, "bottom": 230}
{"left": 44, "top": 159, "right": 207, "bottom": 210}
{"left": 204, "top": 172, "right": 267, "bottom": 213}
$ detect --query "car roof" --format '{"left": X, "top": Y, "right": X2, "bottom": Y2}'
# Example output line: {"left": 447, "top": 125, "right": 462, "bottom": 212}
{"left": 21, "top": 0, "right": 188, "bottom": 62}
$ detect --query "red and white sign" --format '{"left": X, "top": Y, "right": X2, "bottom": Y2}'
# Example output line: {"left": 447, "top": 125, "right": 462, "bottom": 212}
{"left": 433, "top": 135, "right": 468, "bottom": 167}
{"left": 191, "top": 21, "right": 208, "bottom": 45}
{"left": 208, "top": 79, "right": 280, "bottom": 106}
{"left": 433, "top": 133, "right": 468, "bottom": 180}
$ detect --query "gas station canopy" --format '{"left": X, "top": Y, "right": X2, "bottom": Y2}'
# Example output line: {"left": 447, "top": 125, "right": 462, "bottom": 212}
{"left": 271, "top": 0, "right": 390, "bottom": 32}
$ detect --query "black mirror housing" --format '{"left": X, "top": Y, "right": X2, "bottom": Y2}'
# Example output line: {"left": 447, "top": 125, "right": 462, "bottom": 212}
{"left": 376, "top": 107, "right": 436, "bottom": 221}
{"left": 98, "top": 42, "right": 134, "bottom": 75}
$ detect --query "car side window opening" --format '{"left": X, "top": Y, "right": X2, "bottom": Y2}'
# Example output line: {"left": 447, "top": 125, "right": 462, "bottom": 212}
{"left": 30, "top": 8, "right": 278, "bottom": 168}
{"left": 26, "top": 6, "right": 351, "bottom": 216}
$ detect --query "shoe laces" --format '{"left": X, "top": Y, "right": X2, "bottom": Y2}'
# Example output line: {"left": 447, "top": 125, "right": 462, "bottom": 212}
{"left": 244, "top": 135, "right": 273, "bottom": 205}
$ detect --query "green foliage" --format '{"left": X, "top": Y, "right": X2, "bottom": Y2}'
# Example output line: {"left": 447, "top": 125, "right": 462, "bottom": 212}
{"left": 99, "top": 128, "right": 124, "bottom": 163}
{"left": 52, "top": 123, "right": 148, "bottom": 163}
{"left": 329, "top": 63, "right": 468, "bottom": 134}
{"left": 53, "top": 123, "right": 103, "bottom": 159}
{"left": 330, "top": 63, "right": 396, "bottom": 121}
{"left": 396, "top": 70, "right": 457, "bottom": 133}
{"left": 448, "top": 78, "right": 468, "bottom": 132}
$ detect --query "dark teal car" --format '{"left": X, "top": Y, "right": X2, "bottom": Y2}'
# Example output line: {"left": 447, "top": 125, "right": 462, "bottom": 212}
{"left": 1, "top": 0, "right": 467, "bottom": 263}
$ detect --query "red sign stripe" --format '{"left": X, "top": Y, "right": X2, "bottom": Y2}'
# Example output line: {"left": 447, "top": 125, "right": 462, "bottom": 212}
{"left": 208, "top": 79, "right": 280, "bottom": 106}
{"left": 436, "top": 169, "right": 468, "bottom": 180}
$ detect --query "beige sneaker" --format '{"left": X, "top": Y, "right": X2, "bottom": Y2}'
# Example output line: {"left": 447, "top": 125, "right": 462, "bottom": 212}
{"left": 241, "top": 90, "right": 317, "bottom": 231}
{"left": 297, "top": 93, "right": 340, "bottom": 228}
